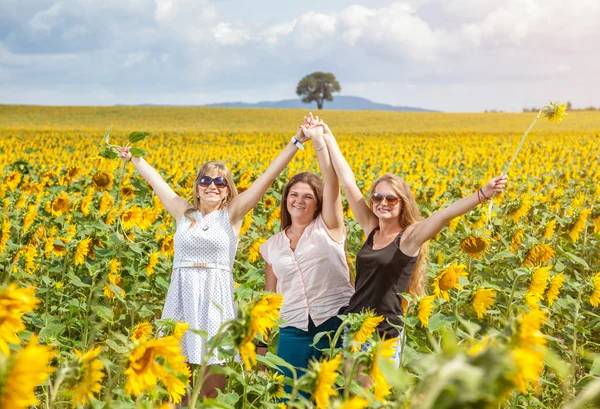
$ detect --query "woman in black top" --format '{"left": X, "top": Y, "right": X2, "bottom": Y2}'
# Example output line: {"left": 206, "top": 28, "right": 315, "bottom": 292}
{"left": 308, "top": 118, "right": 507, "bottom": 346}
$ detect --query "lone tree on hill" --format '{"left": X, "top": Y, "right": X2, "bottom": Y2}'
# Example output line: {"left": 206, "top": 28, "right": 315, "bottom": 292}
{"left": 296, "top": 72, "right": 341, "bottom": 110}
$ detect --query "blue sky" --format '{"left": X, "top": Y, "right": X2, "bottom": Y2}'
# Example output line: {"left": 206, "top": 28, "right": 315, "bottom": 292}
{"left": 1, "top": 0, "right": 598, "bottom": 112}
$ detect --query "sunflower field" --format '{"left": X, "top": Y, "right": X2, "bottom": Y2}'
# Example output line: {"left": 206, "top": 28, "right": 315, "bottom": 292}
{"left": 0, "top": 105, "right": 599, "bottom": 409}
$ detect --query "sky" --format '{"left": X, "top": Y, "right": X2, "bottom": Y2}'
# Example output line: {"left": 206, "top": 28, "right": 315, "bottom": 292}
{"left": 1, "top": 0, "right": 599, "bottom": 112}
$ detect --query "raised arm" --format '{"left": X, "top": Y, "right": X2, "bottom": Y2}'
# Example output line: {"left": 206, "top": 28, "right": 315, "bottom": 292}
{"left": 228, "top": 127, "right": 308, "bottom": 230}
{"left": 118, "top": 147, "right": 190, "bottom": 221}
{"left": 301, "top": 117, "right": 344, "bottom": 241}
{"left": 402, "top": 175, "right": 508, "bottom": 255}
{"left": 321, "top": 124, "right": 378, "bottom": 235}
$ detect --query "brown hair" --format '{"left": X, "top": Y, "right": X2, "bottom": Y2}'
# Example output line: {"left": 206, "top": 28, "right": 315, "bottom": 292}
{"left": 279, "top": 172, "right": 324, "bottom": 231}
{"left": 184, "top": 161, "right": 238, "bottom": 227}
{"left": 367, "top": 173, "right": 428, "bottom": 297}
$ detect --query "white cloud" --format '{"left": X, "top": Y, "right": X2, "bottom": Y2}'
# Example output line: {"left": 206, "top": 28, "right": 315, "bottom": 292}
{"left": 123, "top": 51, "right": 151, "bottom": 67}
{"left": 211, "top": 22, "right": 250, "bottom": 45}
{"left": 154, "top": 0, "right": 217, "bottom": 45}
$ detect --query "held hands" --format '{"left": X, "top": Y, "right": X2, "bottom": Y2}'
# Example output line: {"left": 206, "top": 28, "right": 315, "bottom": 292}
{"left": 300, "top": 112, "right": 324, "bottom": 141}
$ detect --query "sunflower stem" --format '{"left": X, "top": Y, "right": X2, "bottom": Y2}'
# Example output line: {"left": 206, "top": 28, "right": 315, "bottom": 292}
{"left": 505, "top": 273, "right": 523, "bottom": 322}
{"left": 488, "top": 108, "right": 543, "bottom": 224}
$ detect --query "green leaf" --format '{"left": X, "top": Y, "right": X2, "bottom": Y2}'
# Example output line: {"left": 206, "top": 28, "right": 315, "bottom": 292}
{"left": 92, "top": 305, "right": 114, "bottom": 323}
{"left": 105, "top": 339, "right": 129, "bottom": 354}
{"left": 68, "top": 273, "right": 92, "bottom": 288}
{"left": 562, "top": 252, "right": 590, "bottom": 269}
{"left": 98, "top": 147, "right": 118, "bottom": 160}
{"left": 128, "top": 131, "right": 151, "bottom": 144}
{"left": 129, "top": 147, "right": 147, "bottom": 157}
{"left": 103, "top": 127, "right": 112, "bottom": 144}
{"left": 263, "top": 352, "right": 297, "bottom": 378}
{"left": 39, "top": 322, "right": 66, "bottom": 340}
{"left": 428, "top": 313, "right": 453, "bottom": 332}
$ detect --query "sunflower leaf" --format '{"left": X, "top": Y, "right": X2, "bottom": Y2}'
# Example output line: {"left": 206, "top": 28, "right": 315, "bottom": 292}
{"left": 128, "top": 131, "right": 151, "bottom": 144}
{"left": 129, "top": 147, "right": 147, "bottom": 157}
{"left": 104, "top": 127, "right": 112, "bottom": 144}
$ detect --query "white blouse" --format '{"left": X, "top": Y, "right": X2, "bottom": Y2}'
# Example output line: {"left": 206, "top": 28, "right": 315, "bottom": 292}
{"left": 260, "top": 214, "right": 355, "bottom": 331}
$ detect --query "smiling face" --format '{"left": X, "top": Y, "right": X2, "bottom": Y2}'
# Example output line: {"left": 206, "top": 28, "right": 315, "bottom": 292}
{"left": 285, "top": 182, "right": 318, "bottom": 224}
{"left": 371, "top": 180, "right": 403, "bottom": 221}
{"left": 196, "top": 170, "right": 230, "bottom": 207}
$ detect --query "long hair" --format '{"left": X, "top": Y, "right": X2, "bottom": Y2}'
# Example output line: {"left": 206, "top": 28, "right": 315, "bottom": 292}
{"left": 367, "top": 173, "right": 428, "bottom": 297}
{"left": 279, "top": 172, "right": 324, "bottom": 231}
{"left": 184, "top": 161, "right": 238, "bottom": 227}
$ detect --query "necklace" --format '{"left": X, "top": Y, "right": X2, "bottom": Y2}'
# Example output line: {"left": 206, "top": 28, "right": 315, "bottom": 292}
{"left": 289, "top": 227, "right": 303, "bottom": 237}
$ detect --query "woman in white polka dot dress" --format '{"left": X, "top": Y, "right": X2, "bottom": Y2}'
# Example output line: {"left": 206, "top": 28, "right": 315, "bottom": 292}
{"left": 117, "top": 125, "right": 308, "bottom": 398}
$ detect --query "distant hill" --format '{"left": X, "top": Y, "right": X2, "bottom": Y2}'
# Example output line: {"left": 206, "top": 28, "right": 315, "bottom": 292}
{"left": 205, "top": 96, "right": 435, "bottom": 112}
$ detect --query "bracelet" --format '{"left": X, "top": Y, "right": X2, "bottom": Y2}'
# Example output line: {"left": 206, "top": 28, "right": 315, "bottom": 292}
{"left": 315, "top": 144, "right": 325, "bottom": 152}
{"left": 479, "top": 187, "right": 490, "bottom": 200}
{"left": 291, "top": 137, "right": 305, "bottom": 150}
{"left": 477, "top": 189, "right": 482, "bottom": 204}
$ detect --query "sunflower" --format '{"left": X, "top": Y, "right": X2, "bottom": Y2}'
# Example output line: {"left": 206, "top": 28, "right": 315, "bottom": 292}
{"left": 103, "top": 272, "right": 125, "bottom": 299}
{"left": 525, "top": 266, "right": 551, "bottom": 307}
{"left": 248, "top": 238, "right": 266, "bottom": 263}
{"left": 71, "top": 346, "right": 105, "bottom": 406}
{"left": 0, "top": 284, "right": 40, "bottom": 355}
{"left": 460, "top": 236, "right": 489, "bottom": 259}
{"left": 541, "top": 101, "right": 567, "bottom": 123}
{"left": 523, "top": 244, "right": 555, "bottom": 267}
{"left": 471, "top": 288, "right": 496, "bottom": 319}
{"left": 545, "top": 272, "right": 565, "bottom": 307}
{"left": 74, "top": 238, "right": 92, "bottom": 266}
{"left": 509, "top": 195, "right": 533, "bottom": 222}
{"left": 50, "top": 192, "right": 71, "bottom": 216}
{"left": 263, "top": 196, "right": 277, "bottom": 209}
{"left": 250, "top": 293, "right": 284, "bottom": 340}
{"left": 51, "top": 239, "right": 68, "bottom": 258}
{"left": 98, "top": 193, "right": 114, "bottom": 214}
{"left": 120, "top": 184, "right": 136, "bottom": 200}
{"left": 347, "top": 309, "right": 384, "bottom": 352}
{"left": 312, "top": 355, "right": 341, "bottom": 409}
{"left": 569, "top": 209, "right": 591, "bottom": 242}
{"left": 5, "top": 171, "right": 22, "bottom": 191}
{"left": 0, "top": 335, "right": 55, "bottom": 409}
{"left": 589, "top": 272, "right": 600, "bottom": 307}
{"left": 370, "top": 338, "right": 397, "bottom": 401}
{"left": 173, "top": 322, "right": 189, "bottom": 341}
{"left": 511, "top": 347, "right": 545, "bottom": 394}
{"left": 417, "top": 296, "right": 435, "bottom": 328}
{"left": 131, "top": 322, "right": 153, "bottom": 342}
{"left": 338, "top": 397, "right": 370, "bottom": 409}
{"left": 510, "top": 229, "right": 524, "bottom": 252}
{"left": 543, "top": 219, "right": 556, "bottom": 240}
{"left": 160, "top": 234, "right": 174, "bottom": 256}
{"left": 266, "top": 372, "right": 285, "bottom": 399}
{"left": 518, "top": 308, "right": 547, "bottom": 350}
{"left": 146, "top": 252, "right": 160, "bottom": 276}
{"left": 92, "top": 171, "right": 113, "bottom": 191}
{"left": 240, "top": 209, "right": 254, "bottom": 236}
{"left": 121, "top": 206, "right": 142, "bottom": 230}
{"left": 124, "top": 336, "right": 190, "bottom": 403}
{"left": 432, "top": 263, "right": 467, "bottom": 301}
{"left": 239, "top": 339, "right": 257, "bottom": 370}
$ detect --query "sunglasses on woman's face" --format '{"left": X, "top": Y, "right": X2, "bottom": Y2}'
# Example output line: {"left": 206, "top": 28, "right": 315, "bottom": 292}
{"left": 371, "top": 193, "right": 400, "bottom": 205}
{"left": 198, "top": 176, "right": 228, "bottom": 189}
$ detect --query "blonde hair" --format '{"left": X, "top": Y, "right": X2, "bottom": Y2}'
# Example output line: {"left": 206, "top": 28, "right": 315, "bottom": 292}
{"left": 184, "top": 161, "right": 238, "bottom": 227}
{"left": 279, "top": 172, "right": 324, "bottom": 231}
{"left": 367, "top": 173, "right": 428, "bottom": 297}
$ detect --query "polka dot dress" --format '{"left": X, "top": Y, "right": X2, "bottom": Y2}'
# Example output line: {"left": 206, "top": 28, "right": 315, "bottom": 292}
{"left": 161, "top": 208, "right": 239, "bottom": 365}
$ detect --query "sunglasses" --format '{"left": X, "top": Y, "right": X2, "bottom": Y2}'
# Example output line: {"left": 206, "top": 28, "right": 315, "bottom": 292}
{"left": 371, "top": 193, "right": 400, "bottom": 205}
{"left": 198, "top": 176, "right": 228, "bottom": 189}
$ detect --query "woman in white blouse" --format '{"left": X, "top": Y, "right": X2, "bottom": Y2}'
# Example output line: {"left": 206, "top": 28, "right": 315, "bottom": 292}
{"left": 259, "top": 117, "right": 354, "bottom": 387}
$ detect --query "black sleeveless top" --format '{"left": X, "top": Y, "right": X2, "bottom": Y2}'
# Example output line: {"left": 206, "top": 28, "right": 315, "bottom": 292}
{"left": 344, "top": 228, "right": 418, "bottom": 338}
